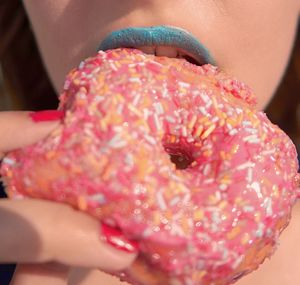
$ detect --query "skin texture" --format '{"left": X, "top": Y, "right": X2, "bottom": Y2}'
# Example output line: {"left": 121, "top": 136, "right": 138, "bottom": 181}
{"left": 4, "top": 1, "right": 300, "bottom": 284}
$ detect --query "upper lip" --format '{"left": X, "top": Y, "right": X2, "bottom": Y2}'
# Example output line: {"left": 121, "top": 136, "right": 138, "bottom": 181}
{"left": 98, "top": 26, "right": 215, "bottom": 66}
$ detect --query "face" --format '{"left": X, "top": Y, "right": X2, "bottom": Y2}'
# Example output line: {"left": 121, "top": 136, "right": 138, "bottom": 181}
{"left": 24, "top": 0, "right": 299, "bottom": 110}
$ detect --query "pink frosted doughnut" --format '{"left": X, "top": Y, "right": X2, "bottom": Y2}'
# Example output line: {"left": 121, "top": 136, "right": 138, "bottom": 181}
{"left": 1, "top": 48, "right": 299, "bottom": 285}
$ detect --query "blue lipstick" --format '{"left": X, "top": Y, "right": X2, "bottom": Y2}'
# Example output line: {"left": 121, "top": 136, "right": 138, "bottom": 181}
{"left": 98, "top": 26, "right": 215, "bottom": 65}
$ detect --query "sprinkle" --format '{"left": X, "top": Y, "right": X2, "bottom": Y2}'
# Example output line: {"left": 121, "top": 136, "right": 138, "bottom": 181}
{"left": 2, "top": 157, "right": 16, "bottom": 165}
{"left": 78, "top": 196, "right": 87, "bottom": 210}
{"left": 88, "top": 193, "right": 106, "bottom": 204}
{"left": 166, "top": 115, "right": 176, "bottom": 123}
{"left": 181, "top": 126, "right": 188, "bottom": 137}
{"left": 250, "top": 182, "right": 263, "bottom": 199}
{"left": 255, "top": 223, "right": 265, "bottom": 238}
{"left": 199, "top": 106, "right": 207, "bottom": 116}
{"left": 201, "top": 124, "right": 216, "bottom": 139}
{"left": 128, "top": 104, "right": 143, "bottom": 117}
{"left": 229, "top": 129, "right": 238, "bottom": 136}
{"left": 194, "top": 125, "right": 204, "bottom": 137}
{"left": 107, "top": 134, "right": 127, "bottom": 148}
{"left": 188, "top": 115, "right": 197, "bottom": 129}
{"left": 264, "top": 197, "right": 273, "bottom": 216}
{"left": 170, "top": 196, "right": 181, "bottom": 207}
{"left": 203, "top": 164, "right": 211, "bottom": 176}
{"left": 153, "top": 102, "right": 164, "bottom": 115}
{"left": 132, "top": 93, "right": 141, "bottom": 106}
{"left": 246, "top": 167, "right": 253, "bottom": 183}
{"left": 243, "top": 206, "right": 255, "bottom": 212}
{"left": 243, "top": 134, "right": 260, "bottom": 143}
{"left": 144, "top": 134, "right": 156, "bottom": 145}
{"left": 236, "top": 162, "right": 255, "bottom": 170}
{"left": 153, "top": 113, "right": 161, "bottom": 131}
{"left": 156, "top": 191, "right": 167, "bottom": 210}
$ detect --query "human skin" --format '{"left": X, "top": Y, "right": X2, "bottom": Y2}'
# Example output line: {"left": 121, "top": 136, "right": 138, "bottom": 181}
{"left": 11, "top": 1, "right": 300, "bottom": 285}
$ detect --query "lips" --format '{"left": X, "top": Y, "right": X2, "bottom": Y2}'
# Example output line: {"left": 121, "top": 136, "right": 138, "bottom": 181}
{"left": 98, "top": 26, "right": 215, "bottom": 66}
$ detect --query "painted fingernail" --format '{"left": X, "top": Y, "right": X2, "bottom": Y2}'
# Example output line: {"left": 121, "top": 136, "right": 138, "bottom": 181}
{"left": 100, "top": 223, "right": 139, "bottom": 253}
{"left": 29, "top": 110, "right": 65, "bottom": 122}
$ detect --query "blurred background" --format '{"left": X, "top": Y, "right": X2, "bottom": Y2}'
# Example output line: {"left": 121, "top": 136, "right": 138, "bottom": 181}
{"left": 0, "top": 0, "right": 299, "bottom": 284}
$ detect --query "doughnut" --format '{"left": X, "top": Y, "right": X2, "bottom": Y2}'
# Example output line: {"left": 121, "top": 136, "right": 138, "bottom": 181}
{"left": 1, "top": 48, "right": 299, "bottom": 285}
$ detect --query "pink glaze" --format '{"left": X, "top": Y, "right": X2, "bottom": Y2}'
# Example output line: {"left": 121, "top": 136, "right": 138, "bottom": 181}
{"left": 1, "top": 48, "right": 299, "bottom": 285}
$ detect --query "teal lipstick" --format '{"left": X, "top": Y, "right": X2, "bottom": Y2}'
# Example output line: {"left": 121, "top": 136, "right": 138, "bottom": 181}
{"left": 98, "top": 26, "right": 215, "bottom": 65}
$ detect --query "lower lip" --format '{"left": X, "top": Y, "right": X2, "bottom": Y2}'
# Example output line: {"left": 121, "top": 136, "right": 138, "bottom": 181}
{"left": 98, "top": 26, "right": 215, "bottom": 65}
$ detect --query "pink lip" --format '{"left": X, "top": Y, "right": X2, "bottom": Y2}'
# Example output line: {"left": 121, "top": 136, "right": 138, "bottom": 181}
{"left": 100, "top": 223, "right": 139, "bottom": 253}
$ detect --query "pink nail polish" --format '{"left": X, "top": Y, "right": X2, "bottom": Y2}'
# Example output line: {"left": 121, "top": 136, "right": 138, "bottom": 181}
{"left": 100, "top": 223, "right": 139, "bottom": 253}
{"left": 29, "top": 110, "right": 65, "bottom": 122}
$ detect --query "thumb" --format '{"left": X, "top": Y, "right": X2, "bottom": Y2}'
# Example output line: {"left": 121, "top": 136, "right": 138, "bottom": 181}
{"left": 0, "top": 110, "right": 64, "bottom": 154}
{"left": 0, "top": 199, "right": 137, "bottom": 271}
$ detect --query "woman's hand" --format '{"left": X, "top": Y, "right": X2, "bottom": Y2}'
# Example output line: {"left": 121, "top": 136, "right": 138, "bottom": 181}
{"left": 0, "top": 111, "right": 137, "bottom": 285}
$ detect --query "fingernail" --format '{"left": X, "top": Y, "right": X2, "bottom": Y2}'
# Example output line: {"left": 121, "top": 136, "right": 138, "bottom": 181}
{"left": 100, "top": 223, "right": 139, "bottom": 253}
{"left": 29, "top": 110, "right": 65, "bottom": 123}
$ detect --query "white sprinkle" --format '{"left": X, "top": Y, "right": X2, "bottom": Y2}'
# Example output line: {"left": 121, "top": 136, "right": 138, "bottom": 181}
{"left": 182, "top": 193, "right": 191, "bottom": 205}
{"left": 245, "top": 128, "right": 258, "bottom": 134}
{"left": 242, "top": 120, "right": 251, "bottom": 127}
{"left": 243, "top": 206, "right": 255, "bottom": 212}
{"left": 79, "top": 61, "right": 85, "bottom": 69}
{"left": 132, "top": 93, "right": 141, "bottom": 106}
{"left": 108, "top": 134, "right": 127, "bottom": 148}
{"left": 89, "top": 193, "right": 106, "bottom": 204}
{"left": 264, "top": 197, "right": 273, "bottom": 216}
{"left": 219, "top": 184, "right": 228, "bottom": 191}
{"left": 110, "top": 62, "right": 118, "bottom": 71}
{"left": 261, "top": 149, "right": 276, "bottom": 156}
{"left": 143, "top": 108, "right": 150, "bottom": 120}
{"left": 63, "top": 80, "right": 71, "bottom": 90}
{"left": 181, "top": 126, "right": 188, "bottom": 137}
{"left": 166, "top": 115, "right": 176, "bottom": 123}
{"left": 170, "top": 196, "right": 181, "bottom": 207}
{"left": 229, "top": 129, "right": 238, "bottom": 136}
{"left": 187, "top": 136, "right": 194, "bottom": 143}
{"left": 203, "top": 164, "right": 211, "bottom": 176}
{"left": 236, "top": 162, "right": 255, "bottom": 170}
{"left": 2, "top": 157, "right": 16, "bottom": 165}
{"left": 94, "top": 95, "right": 105, "bottom": 102}
{"left": 129, "top": 77, "right": 141, "bottom": 83}
{"left": 255, "top": 223, "right": 265, "bottom": 238}
{"left": 110, "top": 140, "right": 127, "bottom": 148}
{"left": 226, "top": 123, "right": 233, "bottom": 130}
{"left": 156, "top": 192, "right": 167, "bottom": 211}
{"left": 199, "top": 106, "right": 207, "bottom": 116}
{"left": 153, "top": 102, "right": 164, "bottom": 115}
{"left": 246, "top": 167, "right": 253, "bottom": 183}
{"left": 170, "top": 223, "right": 185, "bottom": 236}
{"left": 153, "top": 113, "right": 161, "bottom": 131}
{"left": 203, "top": 178, "right": 214, "bottom": 184}
{"left": 142, "top": 228, "right": 152, "bottom": 237}
{"left": 125, "top": 153, "right": 134, "bottom": 167}
{"left": 232, "top": 255, "right": 244, "bottom": 269}
{"left": 199, "top": 92, "right": 210, "bottom": 103}
{"left": 144, "top": 134, "right": 156, "bottom": 145}
{"left": 178, "top": 82, "right": 191, "bottom": 89}
{"left": 250, "top": 181, "right": 262, "bottom": 199}
{"left": 116, "top": 103, "right": 124, "bottom": 114}
{"left": 211, "top": 116, "right": 219, "bottom": 123}
{"left": 243, "top": 135, "right": 259, "bottom": 143}
{"left": 205, "top": 100, "right": 212, "bottom": 109}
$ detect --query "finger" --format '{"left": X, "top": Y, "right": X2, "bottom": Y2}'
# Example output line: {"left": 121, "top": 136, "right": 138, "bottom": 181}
{"left": 10, "top": 263, "right": 69, "bottom": 285}
{"left": 0, "top": 199, "right": 137, "bottom": 271}
{"left": 0, "top": 110, "right": 63, "bottom": 154}
{"left": 68, "top": 267, "right": 125, "bottom": 285}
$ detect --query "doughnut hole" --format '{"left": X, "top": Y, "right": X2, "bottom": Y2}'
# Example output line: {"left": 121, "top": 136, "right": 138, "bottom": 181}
{"left": 164, "top": 144, "right": 195, "bottom": 170}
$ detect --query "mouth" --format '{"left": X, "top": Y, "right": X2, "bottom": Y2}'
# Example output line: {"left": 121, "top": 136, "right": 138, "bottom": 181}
{"left": 98, "top": 26, "right": 215, "bottom": 66}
